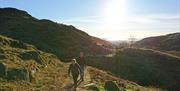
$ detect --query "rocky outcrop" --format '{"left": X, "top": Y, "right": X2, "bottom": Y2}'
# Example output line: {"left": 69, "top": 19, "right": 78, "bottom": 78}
{"left": 19, "top": 51, "right": 43, "bottom": 64}
{"left": 0, "top": 63, "right": 6, "bottom": 78}
{"left": 6, "top": 68, "right": 29, "bottom": 81}
{"left": 104, "top": 80, "right": 120, "bottom": 91}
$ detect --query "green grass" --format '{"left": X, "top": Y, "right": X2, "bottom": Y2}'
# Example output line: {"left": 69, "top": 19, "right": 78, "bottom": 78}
{"left": 0, "top": 35, "right": 70, "bottom": 90}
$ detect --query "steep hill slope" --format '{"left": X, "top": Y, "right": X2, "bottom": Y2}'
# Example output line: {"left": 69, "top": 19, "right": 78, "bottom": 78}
{"left": 86, "top": 48, "right": 180, "bottom": 91}
{"left": 135, "top": 33, "right": 180, "bottom": 51}
{"left": 0, "top": 8, "right": 112, "bottom": 60}
{"left": 0, "top": 34, "right": 70, "bottom": 90}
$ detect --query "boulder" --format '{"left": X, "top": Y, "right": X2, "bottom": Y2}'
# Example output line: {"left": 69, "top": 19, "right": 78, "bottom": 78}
{"left": 0, "top": 63, "right": 6, "bottom": 77}
{"left": 10, "top": 40, "right": 27, "bottom": 49}
{"left": 87, "top": 83, "right": 99, "bottom": 91}
{"left": 104, "top": 80, "right": 120, "bottom": 91}
{"left": 0, "top": 54, "right": 6, "bottom": 60}
{"left": 6, "top": 68, "right": 29, "bottom": 81}
{"left": 19, "top": 51, "right": 43, "bottom": 64}
{"left": 0, "top": 48, "right": 4, "bottom": 53}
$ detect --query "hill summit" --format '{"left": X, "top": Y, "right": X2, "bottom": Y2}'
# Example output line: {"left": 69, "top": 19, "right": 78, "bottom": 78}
{"left": 0, "top": 7, "right": 112, "bottom": 60}
{"left": 135, "top": 33, "right": 180, "bottom": 51}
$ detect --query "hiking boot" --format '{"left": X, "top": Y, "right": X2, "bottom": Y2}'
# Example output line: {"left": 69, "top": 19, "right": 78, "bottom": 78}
{"left": 81, "top": 77, "right": 84, "bottom": 81}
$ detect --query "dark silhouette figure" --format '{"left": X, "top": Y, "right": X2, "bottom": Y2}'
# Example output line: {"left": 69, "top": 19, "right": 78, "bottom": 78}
{"left": 77, "top": 52, "right": 86, "bottom": 81}
{"left": 68, "top": 59, "right": 82, "bottom": 89}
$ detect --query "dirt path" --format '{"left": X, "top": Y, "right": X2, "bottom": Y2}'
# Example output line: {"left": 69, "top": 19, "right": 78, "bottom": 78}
{"left": 61, "top": 67, "right": 93, "bottom": 91}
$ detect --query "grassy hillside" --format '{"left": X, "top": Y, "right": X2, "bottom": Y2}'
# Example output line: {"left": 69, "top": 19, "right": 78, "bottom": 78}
{"left": 87, "top": 67, "right": 164, "bottom": 91}
{"left": 86, "top": 48, "right": 180, "bottom": 91}
{"left": 135, "top": 33, "right": 180, "bottom": 51}
{"left": 0, "top": 34, "right": 69, "bottom": 90}
{"left": 0, "top": 35, "right": 162, "bottom": 91}
{"left": 0, "top": 8, "right": 112, "bottom": 60}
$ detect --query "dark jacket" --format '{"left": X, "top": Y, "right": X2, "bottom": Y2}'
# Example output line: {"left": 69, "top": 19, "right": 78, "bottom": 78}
{"left": 77, "top": 57, "right": 86, "bottom": 67}
{"left": 68, "top": 63, "right": 81, "bottom": 77}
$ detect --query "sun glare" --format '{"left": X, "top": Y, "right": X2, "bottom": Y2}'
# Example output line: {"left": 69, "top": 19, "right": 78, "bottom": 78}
{"left": 103, "top": 0, "right": 127, "bottom": 23}
{"left": 101, "top": 0, "right": 127, "bottom": 40}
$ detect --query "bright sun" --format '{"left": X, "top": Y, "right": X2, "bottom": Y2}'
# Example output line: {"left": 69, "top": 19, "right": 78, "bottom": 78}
{"left": 103, "top": 0, "right": 127, "bottom": 23}
{"left": 101, "top": 0, "right": 127, "bottom": 40}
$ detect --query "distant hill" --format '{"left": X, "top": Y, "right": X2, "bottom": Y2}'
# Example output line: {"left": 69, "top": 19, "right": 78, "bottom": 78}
{"left": 86, "top": 48, "right": 180, "bottom": 91}
{"left": 135, "top": 33, "right": 180, "bottom": 51}
{"left": 0, "top": 8, "right": 112, "bottom": 60}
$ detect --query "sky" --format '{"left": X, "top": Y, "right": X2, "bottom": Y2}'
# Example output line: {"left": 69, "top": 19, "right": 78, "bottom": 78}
{"left": 1, "top": 0, "right": 180, "bottom": 40}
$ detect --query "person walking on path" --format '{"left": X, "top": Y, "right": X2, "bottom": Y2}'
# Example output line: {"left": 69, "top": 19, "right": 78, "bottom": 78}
{"left": 68, "top": 59, "right": 82, "bottom": 89}
{"left": 77, "top": 52, "right": 86, "bottom": 81}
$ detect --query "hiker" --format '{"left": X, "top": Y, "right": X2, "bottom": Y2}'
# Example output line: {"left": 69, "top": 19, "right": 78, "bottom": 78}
{"left": 68, "top": 59, "right": 82, "bottom": 88}
{"left": 77, "top": 52, "right": 86, "bottom": 81}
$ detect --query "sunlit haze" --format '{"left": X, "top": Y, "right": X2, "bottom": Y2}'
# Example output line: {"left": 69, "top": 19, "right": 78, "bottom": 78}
{"left": 1, "top": 0, "right": 180, "bottom": 40}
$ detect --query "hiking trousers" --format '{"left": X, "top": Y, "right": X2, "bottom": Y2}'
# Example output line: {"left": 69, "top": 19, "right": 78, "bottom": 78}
{"left": 72, "top": 74, "right": 78, "bottom": 87}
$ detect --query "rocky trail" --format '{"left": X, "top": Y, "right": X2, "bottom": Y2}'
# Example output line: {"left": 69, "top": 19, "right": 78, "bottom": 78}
{"left": 62, "top": 67, "right": 96, "bottom": 91}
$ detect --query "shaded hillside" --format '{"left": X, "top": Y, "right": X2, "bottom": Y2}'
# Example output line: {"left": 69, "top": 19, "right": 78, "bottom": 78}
{"left": 87, "top": 67, "right": 163, "bottom": 91}
{"left": 86, "top": 48, "right": 180, "bottom": 91}
{"left": 0, "top": 8, "right": 112, "bottom": 60}
{"left": 135, "top": 33, "right": 180, "bottom": 51}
